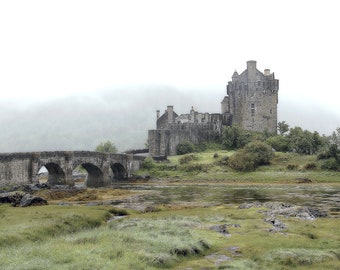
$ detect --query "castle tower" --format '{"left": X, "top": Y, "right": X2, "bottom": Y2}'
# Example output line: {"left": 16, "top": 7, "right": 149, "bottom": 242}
{"left": 224, "top": 60, "right": 279, "bottom": 133}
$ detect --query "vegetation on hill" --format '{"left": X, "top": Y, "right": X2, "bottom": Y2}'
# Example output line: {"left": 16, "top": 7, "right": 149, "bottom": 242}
{"left": 139, "top": 123, "right": 340, "bottom": 182}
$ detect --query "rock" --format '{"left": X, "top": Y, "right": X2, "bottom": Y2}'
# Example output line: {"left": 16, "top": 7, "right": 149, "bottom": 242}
{"left": 265, "top": 216, "right": 286, "bottom": 231}
{"left": 205, "top": 254, "right": 232, "bottom": 265}
{"left": 0, "top": 192, "right": 24, "bottom": 205}
{"left": 238, "top": 201, "right": 263, "bottom": 209}
{"left": 19, "top": 194, "right": 47, "bottom": 207}
{"left": 209, "top": 224, "right": 230, "bottom": 236}
{"left": 295, "top": 177, "right": 312, "bottom": 183}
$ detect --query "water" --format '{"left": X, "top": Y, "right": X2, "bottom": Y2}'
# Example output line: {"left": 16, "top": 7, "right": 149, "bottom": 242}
{"left": 113, "top": 183, "right": 340, "bottom": 214}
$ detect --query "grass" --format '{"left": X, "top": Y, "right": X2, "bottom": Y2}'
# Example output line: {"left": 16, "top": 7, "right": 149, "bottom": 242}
{"left": 0, "top": 203, "right": 339, "bottom": 269}
{"left": 136, "top": 150, "right": 340, "bottom": 183}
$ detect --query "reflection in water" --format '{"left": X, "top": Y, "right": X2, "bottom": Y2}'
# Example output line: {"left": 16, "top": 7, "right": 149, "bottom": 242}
{"left": 114, "top": 183, "right": 340, "bottom": 213}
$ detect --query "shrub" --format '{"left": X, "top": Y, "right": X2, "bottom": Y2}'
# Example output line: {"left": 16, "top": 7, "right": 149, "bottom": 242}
{"left": 142, "top": 157, "right": 155, "bottom": 170}
{"left": 303, "top": 162, "right": 317, "bottom": 170}
{"left": 243, "top": 141, "right": 273, "bottom": 166}
{"left": 218, "top": 156, "right": 229, "bottom": 166}
{"left": 179, "top": 154, "right": 197, "bottom": 165}
{"left": 286, "top": 164, "right": 298, "bottom": 170}
{"left": 176, "top": 141, "right": 196, "bottom": 155}
{"left": 228, "top": 150, "right": 255, "bottom": 172}
{"left": 213, "top": 153, "right": 219, "bottom": 158}
{"left": 321, "top": 158, "right": 340, "bottom": 171}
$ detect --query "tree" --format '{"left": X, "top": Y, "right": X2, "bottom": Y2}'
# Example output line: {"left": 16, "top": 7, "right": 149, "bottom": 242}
{"left": 277, "top": 121, "right": 289, "bottom": 135}
{"left": 266, "top": 135, "right": 290, "bottom": 152}
{"left": 222, "top": 126, "right": 250, "bottom": 150}
{"left": 287, "top": 127, "right": 324, "bottom": 155}
{"left": 95, "top": 141, "right": 118, "bottom": 153}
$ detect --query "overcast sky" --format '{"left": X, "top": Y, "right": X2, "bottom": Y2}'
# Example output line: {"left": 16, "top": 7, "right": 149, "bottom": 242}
{"left": 1, "top": 0, "right": 339, "bottom": 134}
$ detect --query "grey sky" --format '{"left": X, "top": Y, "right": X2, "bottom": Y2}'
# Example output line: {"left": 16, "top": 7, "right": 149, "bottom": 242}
{"left": 0, "top": 0, "right": 339, "bottom": 144}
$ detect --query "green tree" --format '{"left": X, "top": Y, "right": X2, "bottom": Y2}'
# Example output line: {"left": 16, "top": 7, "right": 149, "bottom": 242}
{"left": 277, "top": 121, "right": 289, "bottom": 135}
{"left": 222, "top": 126, "right": 250, "bottom": 150}
{"left": 266, "top": 135, "right": 290, "bottom": 152}
{"left": 287, "top": 127, "right": 323, "bottom": 155}
{"left": 95, "top": 141, "right": 118, "bottom": 153}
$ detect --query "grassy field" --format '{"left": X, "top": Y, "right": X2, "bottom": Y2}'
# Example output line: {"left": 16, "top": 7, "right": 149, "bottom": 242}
{"left": 0, "top": 203, "right": 339, "bottom": 269}
{"left": 137, "top": 151, "right": 340, "bottom": 184}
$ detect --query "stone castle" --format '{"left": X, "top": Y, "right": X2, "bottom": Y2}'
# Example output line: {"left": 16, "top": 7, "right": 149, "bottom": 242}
{"left": 148, "top": 60, "right": 279, "bottom": 156}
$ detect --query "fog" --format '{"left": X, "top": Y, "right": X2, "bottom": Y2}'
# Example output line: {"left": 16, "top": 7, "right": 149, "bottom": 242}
{"left": 1, "top": 86, "right": 339, "bottom": 153}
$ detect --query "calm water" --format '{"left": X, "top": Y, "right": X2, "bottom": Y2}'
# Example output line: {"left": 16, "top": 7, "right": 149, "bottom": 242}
{"left": 113, "top": 183, "right": 340, "bottom": 214}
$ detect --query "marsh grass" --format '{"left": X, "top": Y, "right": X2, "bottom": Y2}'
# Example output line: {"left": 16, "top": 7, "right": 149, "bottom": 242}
{"left": 0, "top": 203, "right": 339, "bottom": 269}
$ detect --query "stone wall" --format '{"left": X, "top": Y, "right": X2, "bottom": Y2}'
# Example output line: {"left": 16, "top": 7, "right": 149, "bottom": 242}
{"left": 148, "top": 122, "right": 221, "bottom": 156}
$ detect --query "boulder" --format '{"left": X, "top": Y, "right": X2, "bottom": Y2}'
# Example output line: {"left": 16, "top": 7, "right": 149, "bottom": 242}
{"left": 19, "top": 194, "right": 47, "bottom": 207}
{"left": 0, "top": 192, "right": 24, "bottom": 205}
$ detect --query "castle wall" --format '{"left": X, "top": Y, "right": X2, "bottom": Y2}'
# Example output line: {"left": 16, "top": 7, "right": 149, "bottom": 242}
{"left": 148, "top": 122, "right": 221, "bottom": 156}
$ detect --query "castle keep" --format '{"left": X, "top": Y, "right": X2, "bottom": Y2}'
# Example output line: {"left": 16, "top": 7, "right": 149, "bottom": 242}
{"left": 148, "top": 61, "right": 279, "bottom": 156}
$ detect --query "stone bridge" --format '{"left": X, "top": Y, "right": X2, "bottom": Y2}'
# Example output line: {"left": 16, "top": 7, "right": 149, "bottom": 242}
{"left": 0, "top": 151, "right": 145, "bottom": 188}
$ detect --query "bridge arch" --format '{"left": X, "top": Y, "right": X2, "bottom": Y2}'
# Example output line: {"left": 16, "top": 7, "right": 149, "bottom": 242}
{"left": 41, "top": 162, "right": 66, "bottom": 185}
{"left": 81, "top": 163, "right": 104, "bottom": 188}
{"left": 111, "top": 163, "right": 127, "bottom": 180}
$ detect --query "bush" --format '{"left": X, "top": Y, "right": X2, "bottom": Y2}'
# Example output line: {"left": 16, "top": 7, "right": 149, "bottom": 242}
{"left": 228, "top": 150, "right": 255, "bottom": 172}
{"left": 142, "top": 157, "right": 155, "bottom": 170}
{"left": 243, "top": 141, "right": 273, "bottom": 166}
{"left": 176, "top": 142, "right": 196, "bottom": 155}
{"left": 321, "top": 158, "right": 340, "bottom": 171}
{"left": 303, "top": 162, "right": 317, "bottom": 170}
{"left": 179, "top": 154, "right": 197, "bottom": 165}
{"left": 286, "top": 164, "right": 298, "bottom": 170}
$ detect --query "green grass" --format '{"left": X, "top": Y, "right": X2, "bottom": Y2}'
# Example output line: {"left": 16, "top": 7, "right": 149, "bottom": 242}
{"left": 0, "top": 203, "right": 339, "bottom": 269}
{"left": 136, "top": 150, "right": 340, "bottom": 183}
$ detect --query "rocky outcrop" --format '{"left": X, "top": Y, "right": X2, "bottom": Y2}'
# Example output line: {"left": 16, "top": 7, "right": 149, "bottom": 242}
{"left": 238, "top": 201, "right": 327, "bottom": 232}
{"left": 0, "top": 192, "right": 47, "bottom": 207}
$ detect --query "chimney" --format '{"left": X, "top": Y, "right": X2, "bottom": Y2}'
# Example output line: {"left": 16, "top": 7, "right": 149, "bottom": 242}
{"left": 247, "top": 60, "right": 257, "bottom": 81}
{"left": 264, "top": 69, "right": 271, "bottom": 76}
{"left": 167, "top": 105, "right": 174, "bottom": 123}
{"left": 247, "top": 60, "right": 257, "bottom": 70}
{"left": 156, "top": 110, "right": 160, "bottom": 120}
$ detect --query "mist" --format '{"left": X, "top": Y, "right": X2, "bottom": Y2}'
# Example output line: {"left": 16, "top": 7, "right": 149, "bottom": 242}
{"left": 0, "top": 86, "right": 339, "bottom": 153}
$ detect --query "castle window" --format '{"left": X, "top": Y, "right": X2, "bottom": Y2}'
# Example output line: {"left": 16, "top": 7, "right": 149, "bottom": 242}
{"left": 270, "top": 109, "right": 272, "bottom": 114}
{"left": 251, "top": 103, "right": 255, "bottom": 116}
{"left": 257, "top": 81, "right": 261, "bottom": 86}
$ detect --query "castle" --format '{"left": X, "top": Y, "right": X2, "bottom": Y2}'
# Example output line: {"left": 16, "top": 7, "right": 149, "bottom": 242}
{"left": 148, "top": 60, "right": 279, "bottom": 156}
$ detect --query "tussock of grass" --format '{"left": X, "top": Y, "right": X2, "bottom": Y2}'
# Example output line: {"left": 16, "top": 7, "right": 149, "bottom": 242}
{"left": 264, "top": 249, "right": 339, "bottom": 266}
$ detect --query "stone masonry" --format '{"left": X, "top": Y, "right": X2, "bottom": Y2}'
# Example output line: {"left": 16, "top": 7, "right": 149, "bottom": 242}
{"left": 148, "top": 60, "right": 279, "bottom": 156}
